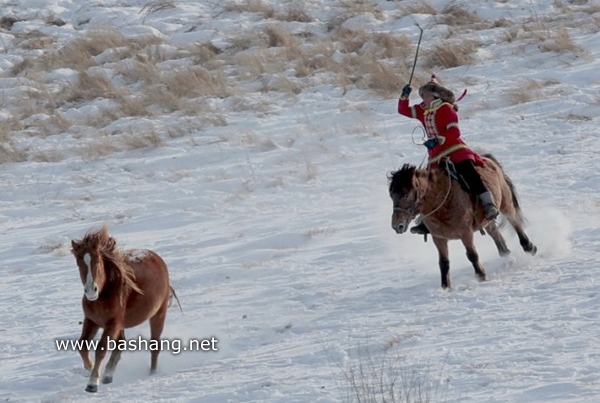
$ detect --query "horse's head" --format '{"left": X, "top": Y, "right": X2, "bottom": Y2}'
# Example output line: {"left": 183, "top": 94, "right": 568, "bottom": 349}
{"left": 71, "top": 225, "right": 116, "bottom": 302}
{"left": 388, "top": 164, "right": 422, "bottom": 234}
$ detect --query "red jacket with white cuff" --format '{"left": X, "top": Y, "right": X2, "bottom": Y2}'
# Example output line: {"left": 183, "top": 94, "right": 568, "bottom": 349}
{"left": 397, "top": 98, "right": 485, "bottom": 167}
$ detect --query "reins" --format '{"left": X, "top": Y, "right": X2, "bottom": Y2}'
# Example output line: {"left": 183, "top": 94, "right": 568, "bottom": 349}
{"left": 419, "top": 163, "right": 453, "bottom": 219}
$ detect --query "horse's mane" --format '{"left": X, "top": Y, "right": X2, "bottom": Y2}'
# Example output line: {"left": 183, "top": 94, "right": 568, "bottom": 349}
{"left": 79, "top": 224, "right": 143, "bottom": 296}
{"left": 388, "top": 163, "right": 417, "bottom": 195}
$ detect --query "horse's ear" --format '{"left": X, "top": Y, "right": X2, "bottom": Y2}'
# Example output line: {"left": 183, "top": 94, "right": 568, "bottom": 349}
{"left": 71, "top": 240, "right": 81, "bottom": 254}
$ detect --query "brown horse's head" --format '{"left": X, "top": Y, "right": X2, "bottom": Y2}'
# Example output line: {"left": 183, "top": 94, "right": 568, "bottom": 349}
{"left": 71, "top": 224, "right": 116, "bottom": 301}
{"left": 388, "top": 164, "right": 422, "bottom": 234}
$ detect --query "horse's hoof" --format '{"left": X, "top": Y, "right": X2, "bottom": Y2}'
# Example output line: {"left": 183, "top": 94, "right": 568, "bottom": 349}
{"left": 529, "top": 245, "right": 537, "bottom": 256}
{"left": 102, "top": 376, "right": 113, "bottom": 384}
{"left": 85, "top": 384, "right": 98, "bottom": 393}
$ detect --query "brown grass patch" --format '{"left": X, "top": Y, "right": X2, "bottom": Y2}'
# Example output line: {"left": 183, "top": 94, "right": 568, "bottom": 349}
{"left": 141, "top": 0, "right": 176, "bottom": 16}
{"left": 264, "top": 25, "right": 299, "bottom": 48}
{"left": 222, "top": 0, "right": 275, "bottom": 19}
{"left": 62, "top": 70, "right": 122, "bottom": 103}
{"left": 277, "top": 4, "right": 314, "bottom": 23}
{"left": 14, "top": 31, "right": 57, "bottom": 50}
{"left": 116, "top": 56, "right": 161, "bottom": 85}
{"left": 160, "top": 66, "right": 230, "bottom": 98}
{"left": 506, "top": 78, "right": 544, "bottom": 105}
{"left": 538, "top": 28, "right": 584, "bottom": 54}
{"left": 438, "top": 5, "right": 485, "bottom": 28}
{"left": 121, "top": 127, "right": 163, "bottom": 150}
{"left": 338, "top": 0, "right": 384, "bottom": 21}
{"left": 422, "top": 39, "right": 479, "bottom": 69}
{"left": 12, "top": 29, "right": 164, "bottom": 75}
{"left": 401, "top": 1, "right": 437, "bottom": 16}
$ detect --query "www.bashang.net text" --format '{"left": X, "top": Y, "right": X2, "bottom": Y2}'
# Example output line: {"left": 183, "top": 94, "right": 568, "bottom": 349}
{"left": 55, "top": 336, "right": 218, "bottom": 355}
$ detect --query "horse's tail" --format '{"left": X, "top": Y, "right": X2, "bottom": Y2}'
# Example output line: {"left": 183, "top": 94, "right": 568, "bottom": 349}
{"left": 482, "top": 153, "right": 524, "bottom": 224}
{"left": 169, "top": 285, "right": 184, "bottom": 314}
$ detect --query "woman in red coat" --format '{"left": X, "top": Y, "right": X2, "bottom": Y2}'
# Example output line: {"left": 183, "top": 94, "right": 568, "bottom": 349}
{"left": 398, "top": 75, "right": 499, "bottom": 235}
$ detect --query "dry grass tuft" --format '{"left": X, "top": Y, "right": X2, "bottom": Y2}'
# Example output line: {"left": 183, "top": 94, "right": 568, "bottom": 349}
{"left": 0, "top": 121, "right": 27, "bottom": 164}
{"left": 190, "top": 41, "right": 223, "bottom": 65}
{"left": 223, "top": 0, "right": 275, "bottom": 19}
{"left": 506, "top": 78, "right": 544, "bottom": 105}
{"left": 81, "top": 132, "right": 119, "bottom": 159}
{"left": 116, "top": 56, "right": 161, "bottom": 85}
{"left": 62, "top": 70, "right": 122, "bottom": 102}
{"left": 264, "top": 25, "right": 299, "bottom": 48}
{"left": 121, "top": 127, "right": 164, "bottom": 150}
{"left": 401, "top": 0, "right": 437, "bottom": 16}
{"left": 538, "top": 27, "right": 584, "bottom": 54}
{"left": 372, "top": 32, "right": 413, "bottom": 59}
{"left": 438, "top": 5, "right": 484, "bottom": 27}
{"left": 0, "top": 16, "right": 20, "bottom": 30}
{"left": 161, "top": 66, "right": 230, "bottom": 98}
{"left": 141, "top": 0, "right": 176, "bottom": 16}
{"left": 423, "top": 39, "right": 479, "bottom": 69}
{"left": 338, "top": 0, "right": 384, "bottom": 21}
{"left": 278, "top": 4, "right": 314, "bottom": 23}
{"left": 14, "top": 31, "right": 57, "bottom": 50}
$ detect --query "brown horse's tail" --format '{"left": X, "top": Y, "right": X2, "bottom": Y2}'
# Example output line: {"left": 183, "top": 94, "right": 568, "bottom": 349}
{"left": 483, "top": 153, "right": 525, "bottom": 224}
{"left": 169, "top": 285, "right": 184, "bottom": 314}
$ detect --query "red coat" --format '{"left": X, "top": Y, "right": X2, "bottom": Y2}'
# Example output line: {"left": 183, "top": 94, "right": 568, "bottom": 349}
{"left": 397, "top": 98, "right": 485, "bottom": 167}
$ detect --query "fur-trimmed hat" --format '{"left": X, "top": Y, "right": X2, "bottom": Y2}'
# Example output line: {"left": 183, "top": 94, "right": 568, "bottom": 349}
{"left": 418, "top": 74, "right": 456, "bottom": 105}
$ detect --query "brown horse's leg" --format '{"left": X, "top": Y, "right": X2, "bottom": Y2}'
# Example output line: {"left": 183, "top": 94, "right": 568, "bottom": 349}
{"left": 460, "top": 232, "right": 487, "bottom": 282}
{"left": 102, "top": 329, "right": 125, "bottom": 385}
{"left": 148, "top": 300, "right": 168, "bottom": 375}
{"left": 78, "top": 318, "right": 99, "bottom": 371}
{"left": 432, "top": 236, "right": 451, "bottom": 289}
{"left": 507, "top": 218, "right": 537, "bottom": 255}
{"left": 485, "top": 222, "right": 511, "bottom": 256}
{"left": 86, "top": 322, "right": 121, "bottom": 393}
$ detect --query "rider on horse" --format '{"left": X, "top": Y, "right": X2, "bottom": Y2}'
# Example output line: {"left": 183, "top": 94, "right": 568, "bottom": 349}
{"left": 397, "top": 74, "right": 499, "bottom": 235}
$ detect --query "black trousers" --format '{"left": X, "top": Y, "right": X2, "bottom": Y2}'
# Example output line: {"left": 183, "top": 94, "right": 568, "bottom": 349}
{"left": 452, "top": 159, "right": 488, "bottom": 196}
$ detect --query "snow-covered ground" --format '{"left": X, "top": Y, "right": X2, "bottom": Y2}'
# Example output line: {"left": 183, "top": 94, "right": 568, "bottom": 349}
{"left": 1, "top": 0, "right": 599, "bottom": 402}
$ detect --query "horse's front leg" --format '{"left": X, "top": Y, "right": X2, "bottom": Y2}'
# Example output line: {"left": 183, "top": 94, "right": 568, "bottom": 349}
{"left": 432, "top": 236, "right": 451, "bottom": 289}
{"left": 78, "top": 318, "right": 99, "bottom": 371}
{"left": 460, "top": 232, "right": 486, "bottom": 282}
{"left": 86, "top": 322, "right": 121, "bottom": 393}
{"left": 102, "top": 329, "right": 125, "bottom": 385}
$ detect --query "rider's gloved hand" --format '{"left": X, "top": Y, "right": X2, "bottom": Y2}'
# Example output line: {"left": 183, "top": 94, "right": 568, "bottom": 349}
{"left": 401, "top": 85, "right": 412, "bottom": 98}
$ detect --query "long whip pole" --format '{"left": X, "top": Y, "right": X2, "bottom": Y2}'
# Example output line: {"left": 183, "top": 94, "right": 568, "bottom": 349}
{"left": 408, "top": 24, "right": 424, "bottom": 86}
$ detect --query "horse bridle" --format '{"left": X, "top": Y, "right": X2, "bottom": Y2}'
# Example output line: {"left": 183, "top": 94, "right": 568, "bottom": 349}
{"left": 392, "top": 166, "right": 453, "bottom": 219}
{"left": 392, "top": 186, "right": 425, "bottom": 218}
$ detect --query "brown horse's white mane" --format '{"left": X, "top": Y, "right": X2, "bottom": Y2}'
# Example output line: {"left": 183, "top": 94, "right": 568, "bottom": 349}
{"left": 75, "top": 224, "right": 143, "bottom": 296}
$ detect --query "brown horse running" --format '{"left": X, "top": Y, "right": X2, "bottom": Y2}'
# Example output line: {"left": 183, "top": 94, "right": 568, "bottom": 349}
{"left": 388, "top": 154, "right": 537, "bottom": 289}
{"left": 71, "top": 224, "right": 175, "bottom": 392}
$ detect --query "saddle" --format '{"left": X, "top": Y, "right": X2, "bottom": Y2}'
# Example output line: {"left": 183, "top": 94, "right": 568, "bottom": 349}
{"left": 438, "top": 160, "right": 471, "bottom": 194}
{"left": 412, "top": 160, "right": 486, "bottom": 242}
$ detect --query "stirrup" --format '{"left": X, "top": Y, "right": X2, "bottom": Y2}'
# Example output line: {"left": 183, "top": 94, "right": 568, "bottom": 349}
{"left": 483, "top": 204, "right": 499, "bottom": 221}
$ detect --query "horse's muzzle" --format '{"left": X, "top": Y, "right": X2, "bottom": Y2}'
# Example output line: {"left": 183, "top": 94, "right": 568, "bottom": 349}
{"left": 393, "top": 223, "right": 408, "bottom": 234}
{"left": 84, "top": 284, "right": 99, "bottom": 301}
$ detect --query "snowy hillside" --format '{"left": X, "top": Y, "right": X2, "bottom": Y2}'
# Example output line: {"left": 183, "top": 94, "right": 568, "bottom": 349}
{"left": 1, "top": 0, "right": 599, "bottom": 402}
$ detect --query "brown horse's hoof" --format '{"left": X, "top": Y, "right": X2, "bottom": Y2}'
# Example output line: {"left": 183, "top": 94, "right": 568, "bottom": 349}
{"left": 85, "top": 384, "right": 98, "bottom": 393}
{"left": 102, "top": 376, "right": 113, "bottom": 384}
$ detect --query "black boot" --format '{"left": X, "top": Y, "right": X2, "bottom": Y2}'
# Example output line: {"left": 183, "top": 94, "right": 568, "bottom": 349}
{"left": 479, "top": 191, "right": 499, "bottom": 220}
{"left": 410, "top": 221, "right": 429, "bottom": 235}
